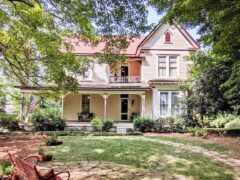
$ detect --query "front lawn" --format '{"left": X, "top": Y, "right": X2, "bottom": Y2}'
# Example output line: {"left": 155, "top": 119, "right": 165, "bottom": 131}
{"left": 145, "top": 135, "right": 229, "bottom": 153}
{"left": 46, "top": 136, "right": 234, "bottom": 180}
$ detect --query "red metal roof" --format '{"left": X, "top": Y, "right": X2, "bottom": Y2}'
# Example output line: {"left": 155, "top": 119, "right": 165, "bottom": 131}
{"left": 66, "top": 37, "right": 146, "bottom": 56}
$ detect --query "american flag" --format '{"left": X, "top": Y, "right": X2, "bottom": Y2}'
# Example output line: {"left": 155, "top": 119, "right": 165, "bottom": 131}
{"left": 29, "top": 96, "right": 37, "bottom": 113}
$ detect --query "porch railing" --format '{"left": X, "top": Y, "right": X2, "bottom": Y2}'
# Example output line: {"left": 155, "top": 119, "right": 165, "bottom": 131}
{"left": 109, "top": 76, "right": 141, "bottom": 83}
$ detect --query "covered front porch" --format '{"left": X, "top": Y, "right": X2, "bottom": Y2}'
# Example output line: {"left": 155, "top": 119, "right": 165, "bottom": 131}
{"left": 62, "top": 89, "right": 147, "bottom": 123}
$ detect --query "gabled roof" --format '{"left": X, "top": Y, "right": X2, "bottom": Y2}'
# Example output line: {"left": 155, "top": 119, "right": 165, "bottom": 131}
{"left": 68, "top": 20, "right": 200, "bottom": 57}
{"left": 67, "top": 37, "right": 146, "bottom": 57}
{"left": 138, "top": 20, "right": 200, "bottom": 50}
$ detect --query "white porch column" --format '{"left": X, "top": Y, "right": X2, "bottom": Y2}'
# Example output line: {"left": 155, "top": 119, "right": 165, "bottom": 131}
{"left": 20, "top": 92, "right": 25, "bottom": 121}
{"left": 141, "top": 94, "right": 146, "bottom": 116}
{"left": 102, "top": 93, "right": 109, "bottom": 120}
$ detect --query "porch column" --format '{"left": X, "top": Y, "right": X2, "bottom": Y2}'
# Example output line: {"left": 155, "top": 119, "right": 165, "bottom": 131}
{"left": 20, "top": 92, "right": 25, "bottom": 121}
{"left": 103, "top": 93, "right": 109, "bottom": 120}
{"left": 141, "top": 94, "right": 146, "bottom": 116}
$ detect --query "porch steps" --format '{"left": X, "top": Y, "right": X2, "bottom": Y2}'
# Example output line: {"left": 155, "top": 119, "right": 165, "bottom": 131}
{"left": 116, "top": 123, "right": 134, "bottom": 134}
{"left": 65, "top": 121, "right": 134, "bottom": 134}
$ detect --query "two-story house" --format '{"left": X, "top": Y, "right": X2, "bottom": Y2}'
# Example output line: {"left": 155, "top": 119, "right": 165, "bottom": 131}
{"left": 18, "top": 21, "right": 199, "bottom": 127}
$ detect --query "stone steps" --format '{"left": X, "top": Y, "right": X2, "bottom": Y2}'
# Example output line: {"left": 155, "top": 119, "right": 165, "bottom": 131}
{"left": 65, "top": 122, "right": 134, "bottom": 134}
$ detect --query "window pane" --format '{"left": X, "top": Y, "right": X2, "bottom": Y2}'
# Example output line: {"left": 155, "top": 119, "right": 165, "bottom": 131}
{"left": 170, "top": 68, "right": 177, "bottom": 77}
{"left": 82, "top": 95, "right": 90, "bottom": 113}
{"left": 169, "top": 57, "right": 177, "bottom": 63}
{"left": 160, "top": 93, "right": 168, "bottom": 116}
{"left": 169, "top": 57, "right": 177, "bottom": 77}
{"left": 160, "top": 105, "right": 168, "bottom": 116}
{"left": 160, "top": 93, "right": 168, "bottom": 104}
{"left": 159, "top": 68, "right": 166, "bottom": 76}
{"left": 165, "top": 32, "right": 171, "bottom": 42}
{"left": 159, "top": 57, "right": 167, "bottom": 77}
{"left": 159, "top": 57, "right": 166, "bottom": 63}
{"left": 171, "top": 93, "right": 180, "bottom": 115}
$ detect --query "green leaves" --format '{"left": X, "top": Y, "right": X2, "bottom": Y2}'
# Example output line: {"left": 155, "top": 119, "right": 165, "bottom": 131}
{"left": 150, "top": 0, "right": 240, "bottom": 115}
{"left": 0, "top": 0, "right": 149, "bottom": 91}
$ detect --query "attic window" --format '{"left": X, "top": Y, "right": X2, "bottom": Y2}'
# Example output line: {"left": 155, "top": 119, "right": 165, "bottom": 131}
{"left": 165, "top": 31, "right": 171, "bottom": 43}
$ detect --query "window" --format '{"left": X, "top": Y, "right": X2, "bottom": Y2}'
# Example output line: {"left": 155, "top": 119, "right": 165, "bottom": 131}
{"left": 160, "top": 92, "right": 168, "bottom": 116}
{"left": 165, "top": 32, "right": 171, "bottom": 43}
{"left": 171, "top": 92, "right": 180, "bottom": 115}
{"left": 158, "top": 56, "right": 178, "bottom": 77}
{"left": 160, "top": 92, "right": 181, "bottom": 116}
{"left": 82, "top": 95, "right": 90, "bottom": 113}
{"left": 158, "top": 57, "right": 167, "bottom": 77}
{"left": 120, "top": 94, "right": 129, "bottom": 98}
{"left": 169, "top": 57, "right": 177, "bottom": 77}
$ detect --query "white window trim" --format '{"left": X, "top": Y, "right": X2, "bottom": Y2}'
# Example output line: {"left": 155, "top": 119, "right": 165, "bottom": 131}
{"left": 158, "top": 56, "right": 179, "bottom": 78}
{"left": 159, "top": 91, "right": 182, "bottom": 117}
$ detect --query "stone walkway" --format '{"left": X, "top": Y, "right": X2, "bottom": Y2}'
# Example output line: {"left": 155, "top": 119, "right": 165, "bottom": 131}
{"left": 42, "top": 161, "right": 188, "bottom": 180}
{"left": 134, "top": 137, "right": 240, "bottom": 180}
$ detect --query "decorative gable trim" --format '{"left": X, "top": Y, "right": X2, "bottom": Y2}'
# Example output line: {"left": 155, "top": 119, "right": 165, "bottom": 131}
{"left": 135, "top": 20, "right": 200, "bottom": 55}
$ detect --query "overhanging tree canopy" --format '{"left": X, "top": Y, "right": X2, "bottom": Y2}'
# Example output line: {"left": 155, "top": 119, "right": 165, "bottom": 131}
{"left": 0, "top": 0, "right": 150, "bottom": 90}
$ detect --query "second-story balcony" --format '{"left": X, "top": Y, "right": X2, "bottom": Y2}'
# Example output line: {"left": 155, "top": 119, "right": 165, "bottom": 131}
{"left": 109, "top": 76, "right": 141, "bottom": 83}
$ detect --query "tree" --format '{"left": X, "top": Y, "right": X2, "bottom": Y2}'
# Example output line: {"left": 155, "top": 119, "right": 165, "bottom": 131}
{"left": 149, "top": 0, "right": 240, "bottom": 110}
{"left": 0, "top": 0, "right": 150, "bottom": 90}
{"left": 187, "top": 52, "right": 237, "bottom": 126}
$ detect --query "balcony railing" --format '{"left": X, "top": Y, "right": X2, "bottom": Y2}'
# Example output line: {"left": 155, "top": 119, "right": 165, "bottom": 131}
{"left": 109, "top": 76, "right": 141, "bottom": 83}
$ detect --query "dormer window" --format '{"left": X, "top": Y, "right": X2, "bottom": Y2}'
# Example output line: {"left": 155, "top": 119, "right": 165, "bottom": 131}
{"left": 165, "top": 31, "right": 171, "bottom": 43}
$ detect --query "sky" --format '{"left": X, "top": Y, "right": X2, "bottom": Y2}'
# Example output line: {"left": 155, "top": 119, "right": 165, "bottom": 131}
{"left": 147, "top": 7, "right": 200, "bottom": 40}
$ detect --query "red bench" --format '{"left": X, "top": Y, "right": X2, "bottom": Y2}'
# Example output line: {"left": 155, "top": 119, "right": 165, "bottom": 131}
{"left": 7, "top": 150, "right": 70, "bottom": 180}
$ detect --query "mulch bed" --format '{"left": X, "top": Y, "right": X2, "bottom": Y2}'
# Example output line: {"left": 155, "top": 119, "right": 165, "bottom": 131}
{"left": 0, "top": 135, "right": 43, "bottom": 160}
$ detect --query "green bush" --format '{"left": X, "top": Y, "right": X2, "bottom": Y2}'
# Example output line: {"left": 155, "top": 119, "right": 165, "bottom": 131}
{"left": 187, "top": 127, "right": 208, "bottom": 137}
{"left": 0, "top": 159, "right": 13, "bottom": 178}
{"left": 133, "top": 116, "right": 154, "bottom": 132}
{"left": 0, "top": 115, "right": 19, "bottom": 131}
{"left": 154, "top": 116, "right": 186, "bottom": 133}
{"left": 102, "top": 119, "right": 114, "bottom": 132}
{"left": 225, "top": 118, "right": 240, "bottom": 129}
{"left": 91, "top": 117, "right": 103, "bottom": 131}
{"left": 32, "top": 107, "right": 66, "bottom": 131}
{"left": 43, "top": 135, "right": 62, "bottom": 146}
{"left": 126, "top": 128, "right": 143, "bottom": 135}
{"left": 210, "top": 114, "right": 238, "bottom": 128}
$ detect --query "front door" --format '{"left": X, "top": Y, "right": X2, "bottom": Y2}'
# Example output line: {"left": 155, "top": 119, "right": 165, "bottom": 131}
{"left": 121, "top": 95, "right": 128, "bottom": 121}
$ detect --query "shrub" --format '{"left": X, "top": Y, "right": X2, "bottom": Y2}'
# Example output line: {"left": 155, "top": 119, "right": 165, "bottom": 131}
{"left": 126, "top": 128, "right": 143, "bottom": 135}
{"left": 0, "top": 159, "right": 13, "bottom": 178}
{"left": 43, "top": 134, "right": 62, "bottom": 146}
{"left": 32, "top": 107, "right": 66, "bottom": 131}
{"left": 0, "top": 115, "right": 19, "bottom": 131}
{"left": 102, "top": 119, "right": 114, "bottom": 132}
{"left": 225, "top": 118, "right": 240, "bottom": 129}
{"left": 210, "top": 114, "right": 237, "bottom": 128}
{"left": 187, "top": 127, "right": 208, "bottom": 137}
{"left": 133, "top": 116, "right": 154, "bottom": 132}
{"left": 154, "top": 116, "right": 186, "bottom": 133}
{"left": 91, "top": 117, "right": 103, "bottom": 131}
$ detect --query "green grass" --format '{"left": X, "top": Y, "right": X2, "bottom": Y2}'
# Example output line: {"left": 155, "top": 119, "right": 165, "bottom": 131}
{"left": 145, "top": 135, "right": 229, "bottom": 153}
{"left": 46, "top": 136, "right": 234, "bottom": 180}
